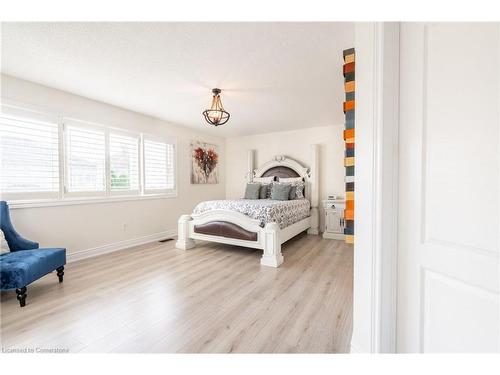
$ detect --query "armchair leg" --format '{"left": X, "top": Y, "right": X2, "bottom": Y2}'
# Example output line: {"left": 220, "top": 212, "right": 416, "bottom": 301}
{"left": 16, "top": 287, "right": 27, "bottom": 307}
{"left": 56, "top": 266, "right": 64, "bottom": 283}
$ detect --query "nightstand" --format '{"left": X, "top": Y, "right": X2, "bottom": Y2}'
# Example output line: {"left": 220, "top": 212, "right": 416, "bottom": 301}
{"left": 322, "top": 199, "right": 345, "bottom": 240}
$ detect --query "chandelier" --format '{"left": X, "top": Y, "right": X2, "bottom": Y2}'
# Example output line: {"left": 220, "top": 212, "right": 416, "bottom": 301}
{"left": 203, "top": 88, "right": 230, "bottom": 126}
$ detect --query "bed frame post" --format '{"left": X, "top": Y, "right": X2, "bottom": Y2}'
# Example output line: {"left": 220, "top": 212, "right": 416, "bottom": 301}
{"left": 176, "top": 214, "right": 196, "bottom": 250}
{"left": 246, "top": 149, "right": 255, "bottom": 182}
{"left": 261, "top": 223, "right": 283, "bottom": 267}
{"left": 307, "top": 144, "right": 320, "bottom": 235}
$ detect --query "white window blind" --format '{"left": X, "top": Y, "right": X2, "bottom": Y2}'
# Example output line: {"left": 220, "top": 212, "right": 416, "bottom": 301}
{"left": 0, "top": 114, "right": 60, "bottom": 199}
{"left": 144, "top": 139, "right": 175, "bottom": 192}
{"left": 65, "top": 124, "right": 106, "bottom": 194}
{"left": 109, "top": 132, "right": 140, "bottom": 193}
{"left": 1, "top": 103, "right": 177, "bottom": 204}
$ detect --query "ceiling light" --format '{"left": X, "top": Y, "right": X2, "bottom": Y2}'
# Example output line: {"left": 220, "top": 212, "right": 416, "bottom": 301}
{"left": 203, "top": 88, "right": 230, "bottom": 126}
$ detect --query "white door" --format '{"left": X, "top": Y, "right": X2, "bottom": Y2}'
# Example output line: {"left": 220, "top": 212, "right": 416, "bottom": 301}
{"left": 398, "top": 23, "right": 500, "bottom": 352}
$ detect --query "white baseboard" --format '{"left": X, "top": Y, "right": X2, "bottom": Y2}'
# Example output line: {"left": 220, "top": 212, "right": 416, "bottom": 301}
{"left": 322, "top": 232, "right": 346, "bottom": 240}
{"left": 67, "top": 230, "right": 177, "bottom": 263}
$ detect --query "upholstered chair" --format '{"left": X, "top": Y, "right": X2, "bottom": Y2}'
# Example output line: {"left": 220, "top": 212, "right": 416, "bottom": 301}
{"left": 0, "top": 201, "right": 66, "bottom": 307}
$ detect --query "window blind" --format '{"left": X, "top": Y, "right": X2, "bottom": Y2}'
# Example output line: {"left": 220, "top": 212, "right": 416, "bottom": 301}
{"left": 1, "top": 104, "right": 177, "bottom": 203}
{"left": 0, "top": 115, "right": 59, "bottom": 198}
{"left": 65, "top": 125, "right": 106, "bottom": 193}
{"left": 109, "top": 132, "right": 140, "bottom": 192}
{"left": 144, "top": 139, "right": 175, "bottom": 192}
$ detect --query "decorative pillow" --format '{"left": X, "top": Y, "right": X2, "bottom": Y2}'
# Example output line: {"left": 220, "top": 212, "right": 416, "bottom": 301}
{"left": 278, "top": 177, "right": 303, "bottom": 183}
{"left": 273, "top": 181, "right": 305, "bottom": 199}
{"left": 253, "top": 176, "right": 275, "bottom": 184}
{"left": 259, "top": 184, "right": 271, "bottom": 199}
{"left": 293, "top": 181, "right": 305, "bottom": 199}
{"left": 266, "top": 183, "right": 273, "bottom": 198}
{"left": 0, "top": 229, "right": 9, "bottom": 254}
{"left": 270, "top": 183, "right": 291, "bottom": 201}
{"left": 244, "top": 183, "right": 261, "bottom": 199}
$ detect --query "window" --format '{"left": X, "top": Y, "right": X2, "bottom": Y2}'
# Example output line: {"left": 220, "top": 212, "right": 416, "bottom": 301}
{"left": 109, "top": 132, "right": 140, "bottom": 194}
{"left": 0, "top": 111, "right": 60, "bottom": 200}
{"left": 144, "top": 138, "right": 175, "bottom": 193}
{"left": 65, "top": 123, "right": 106, "bottom": 195}
{"left": 1, "top": 103, "right": 176, "bottom": 205}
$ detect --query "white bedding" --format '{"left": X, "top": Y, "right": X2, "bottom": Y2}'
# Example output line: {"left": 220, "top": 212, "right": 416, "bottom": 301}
{"left": 192, "top": 199, "right": 311, "bottom": 229}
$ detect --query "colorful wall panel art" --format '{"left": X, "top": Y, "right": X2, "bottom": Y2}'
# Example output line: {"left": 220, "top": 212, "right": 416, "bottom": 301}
{"left": 343, "top": 48, "right": 355, "bottom": 244}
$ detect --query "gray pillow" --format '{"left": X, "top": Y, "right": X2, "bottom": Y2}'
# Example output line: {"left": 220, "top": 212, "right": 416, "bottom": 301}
{"left": 244, "top": 183, "right": 261, "bottom": 199}
{"left": 259, "top": 184, "right": 270, "bottom": 199}
{"left": 294, "top": 182, "right": 305, "bottom": 199}
{"left": 279, "top": 180, "right": 305, "bottom": 199}
{"left": 270, "top": 183, "right": 291, "bottom": 200}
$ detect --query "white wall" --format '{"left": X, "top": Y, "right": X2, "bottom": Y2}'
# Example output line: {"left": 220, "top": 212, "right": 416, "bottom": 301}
{"left": 225, "top": 125, "right": 345, "bottom": 232}
{"left": 350, "top": 22, "right": 400, "bottom": 353}
{"left": 349, "top": 22, "right": 378, "bottom": 354}
{"left": 1, "top": 74, "right": 226, "bottom": 260}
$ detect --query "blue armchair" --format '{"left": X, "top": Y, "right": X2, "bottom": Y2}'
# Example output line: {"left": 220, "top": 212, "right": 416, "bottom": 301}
{"left": 0, "top": 201, "right": 66, "bottom": 307}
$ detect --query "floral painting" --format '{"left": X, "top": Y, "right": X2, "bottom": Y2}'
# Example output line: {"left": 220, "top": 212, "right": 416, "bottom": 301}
{"left": 190, "top": 141, "right": 220, "bottom": 184}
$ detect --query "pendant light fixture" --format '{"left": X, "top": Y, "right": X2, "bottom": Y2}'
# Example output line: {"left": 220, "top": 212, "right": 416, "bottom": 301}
{"left": 203, "top": 88, "right": 230, "bottom": 126}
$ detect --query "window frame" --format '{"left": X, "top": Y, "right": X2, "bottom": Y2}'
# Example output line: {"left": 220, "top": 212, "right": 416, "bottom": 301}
{"left": 142, "top": 133, "right": 177, "bottom": 196}
{"left": 108, "top": 129, "right": 141, "bottom": 197}
{"left": 63, "top": 118, "right": 107, "bottom": 198}
{"left": 1, "top": 101, "right": 178, "bottom": 208}
{"left": 0, "top": 104, "right": 61, "bottom": 201}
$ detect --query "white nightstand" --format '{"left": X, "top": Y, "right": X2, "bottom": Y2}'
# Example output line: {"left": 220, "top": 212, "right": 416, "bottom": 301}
{"left": 322, "top": 199, "right": 345, "bottom": 240}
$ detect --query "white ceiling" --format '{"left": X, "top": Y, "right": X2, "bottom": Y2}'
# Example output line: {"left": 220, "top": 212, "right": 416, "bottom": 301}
{"left": 1, "top": 22, "right": 354, "bottom": 137}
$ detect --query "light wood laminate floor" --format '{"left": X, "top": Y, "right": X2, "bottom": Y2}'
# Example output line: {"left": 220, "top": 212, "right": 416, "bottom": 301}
{"left": 0, "top": 233, "right": 353, "bottom": 353}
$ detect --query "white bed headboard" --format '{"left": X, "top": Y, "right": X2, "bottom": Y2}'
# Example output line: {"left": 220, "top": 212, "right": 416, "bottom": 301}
{"left": 246, "top": 145, "right": 320, "bottom": 235}
{"left": 253, "top": 155, "right": 311, "bottom": 199}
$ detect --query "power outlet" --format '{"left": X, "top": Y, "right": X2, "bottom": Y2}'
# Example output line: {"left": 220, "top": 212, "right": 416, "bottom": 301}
{"left": 122, "top": 223, "right": 128, "bottom": 231}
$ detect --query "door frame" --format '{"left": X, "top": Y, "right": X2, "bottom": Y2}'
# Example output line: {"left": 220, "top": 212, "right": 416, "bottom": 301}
{"left": 350, "top": 22, "right": 400, "bottom": 353}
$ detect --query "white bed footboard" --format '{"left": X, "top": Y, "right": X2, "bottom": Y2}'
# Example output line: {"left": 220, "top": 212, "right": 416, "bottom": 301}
{"left": 175, "top": 209, "right": 311, "bottom": 267}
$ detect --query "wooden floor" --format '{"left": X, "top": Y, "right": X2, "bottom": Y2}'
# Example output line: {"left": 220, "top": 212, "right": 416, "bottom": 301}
{"left": 0, "top": 233, "right": 353, "bottom": 353}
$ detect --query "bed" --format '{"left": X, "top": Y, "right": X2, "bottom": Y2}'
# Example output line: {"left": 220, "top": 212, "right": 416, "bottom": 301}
{"left": 176, "top": 148, "right": 320, "bottom": 267}
{"left": 193, "top": 198, "right": 311, "bottom": 229}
